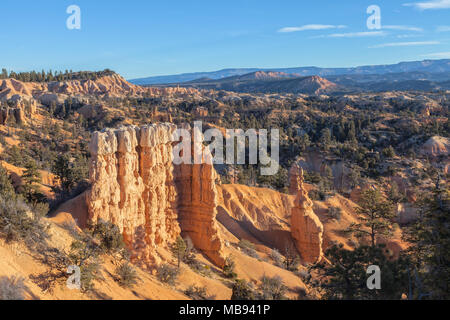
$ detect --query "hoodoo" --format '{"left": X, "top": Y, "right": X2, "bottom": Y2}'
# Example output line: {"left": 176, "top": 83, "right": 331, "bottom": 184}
{"left": 86, "top": 123, "right": 226, "bottom": 267}
{"left": 290, "top": 165, "right": 324, "bottom": 264}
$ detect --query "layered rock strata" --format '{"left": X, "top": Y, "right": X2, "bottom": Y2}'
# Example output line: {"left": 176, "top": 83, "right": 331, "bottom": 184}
{"left": 290, "top": 166, "right": 324, "bottom": 264}
{"left": 86, "top": 124, "right": 225, "bottom": 267}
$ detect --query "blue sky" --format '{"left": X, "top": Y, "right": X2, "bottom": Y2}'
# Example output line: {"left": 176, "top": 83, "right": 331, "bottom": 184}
{"left": 1, "top": 0, "right": 450, "bottom": 79}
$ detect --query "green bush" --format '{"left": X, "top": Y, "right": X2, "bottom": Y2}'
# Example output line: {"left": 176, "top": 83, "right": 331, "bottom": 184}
{"left": 223, "top": 256, "right": 237, "bottom": 279}
{"left": 0, "top": 196, "right": 49, "bottom": 246}
{"left": 231, "top": 279, "right": 255, "bottom": 300}
{"left": 91, "top": 220, "right": 125, "bottom": 254}
{"left": 115, "top": 262, "right": 139, "bottom": 288}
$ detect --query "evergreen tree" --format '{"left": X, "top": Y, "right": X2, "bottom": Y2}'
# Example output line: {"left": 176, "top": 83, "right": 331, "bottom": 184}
{"left": 21, "top": 160, "right": 43, "bottom": 204}
{"left": 309, "top": 244, "right": 409, "bottom": 300}
{"left": 172, "top": 236, "right": 187, "bottom": 269}
{"left": 347, "top": 189, "right": 396, "bottom": 247}
{"left": 404, "top": 178, "right": 450, "bottom": 299}
{"left": 0, "top": 165, "right": 15, "bottom": 198}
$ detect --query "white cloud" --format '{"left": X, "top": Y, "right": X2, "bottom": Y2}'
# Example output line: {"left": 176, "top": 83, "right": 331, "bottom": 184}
{"left": 437, "top": 26, "right": 450, "bottom": 32}
{"left": 396, "top": 34, "right": 422, "bottom": 38}
{"left": 278, "top": 24, "right": 346, "bottom": 33}
{"left": 317, "top": 31, "right": 386, "bottom": 38}
{"left": 382, "top": 25, "right": 423, "bottom": 32}
{"left": 422, "top": 51, "right": 450, "bottom": 58}
{"left": 369, "top": 41, "right": 440, "bottom": 48}
{"left": 404, "top": 0, "right": 450, "bottom": 10}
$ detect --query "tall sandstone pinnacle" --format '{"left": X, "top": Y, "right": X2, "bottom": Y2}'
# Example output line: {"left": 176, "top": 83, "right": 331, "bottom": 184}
{"left": 86, "top": 123, "right": 226, "bottom": 267}
{"left": 290, "top": 164, "right": 324, "bottom": 264}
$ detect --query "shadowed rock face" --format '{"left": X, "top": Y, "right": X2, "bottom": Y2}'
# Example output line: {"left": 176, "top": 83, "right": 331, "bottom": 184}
{"left": 86, "top": 123, "right": 225, "bottom": 267}
{"left": 290, "top": 165, "right": 324, "bottom": 264}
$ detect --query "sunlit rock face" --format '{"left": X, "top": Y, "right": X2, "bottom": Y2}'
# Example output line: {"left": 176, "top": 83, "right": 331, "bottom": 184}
{"left": 87, "top": 123, "right": 225, "bottom": 267}
{"left": 290, "top": 166, "right": 324, "bottom": 264}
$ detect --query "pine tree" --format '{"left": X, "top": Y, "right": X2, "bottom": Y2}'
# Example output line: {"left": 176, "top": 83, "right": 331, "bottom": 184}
{"left": 404, "top": 178, "right": 450, "bottom": 299}
{"left": 0, "top": 165, "right": 15, "bottom": 198}
{"left": 309, "top": 244, "right": 409, "bottom": 300}
{"left": 22, "top": 160, "right": 42, "bottom": 204}
{"left": 172, "top": 236, "right": 187, "bottom": 269}
{"left": 347, "top": 189, "right": 396, "bottom": 247}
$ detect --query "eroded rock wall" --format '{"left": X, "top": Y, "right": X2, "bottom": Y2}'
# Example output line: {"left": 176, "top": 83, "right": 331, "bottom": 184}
{"left": 86, "top": 124, "right": 225, "bottom": 267}
{"left": 290, "top": 166, "right": 324, "bottom": 264}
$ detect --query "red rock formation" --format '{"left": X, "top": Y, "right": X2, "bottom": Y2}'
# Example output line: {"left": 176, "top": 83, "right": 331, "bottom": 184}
{"left": 86, "top": 124, "right": 225, "bottom": 267}
{"left": 290, "top": 167, "right": 324, "bottom": 264}
{"left": 288, "top": 163, "right": 303, "bottom": 195}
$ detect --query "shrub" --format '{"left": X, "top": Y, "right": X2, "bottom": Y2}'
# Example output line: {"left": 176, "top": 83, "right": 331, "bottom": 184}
{"left": 328, "top": 207, "right": 342, "bottom": 221}
{"left": 238, "top": 239, "right": 260, "bottom": 259}
{"left": 0, "top": 165, "right": 15, "bottom": 198}
{"left": 382, "top": 146, "right": 396, "bottom": 158}
{"left": 115, "top": 262, "right": 139, "bottom": 288}
{"left": 295, "top": 269, "right": 310, "bottom": 281}
{"left": 284, "top": 242, "right": 300, "bottom": 271}
{"left": 0, "top": 276, "right": 27, "bottom": 300}
{"left": 187, "top": 260, "right": 213, "bottom": 278}
{"left": 157, "top": 264, "right": 179, "bottom": 285}
{"left": 223, "top": 256, "right": 237, "bottom": 279}
{"left": 182, "top": 236, "right": 197, "bottom": 265}
{"left": 79, "top": 260, "right": 103, "bottom": 292}
{"left": 259, "top": 275, "right": 287, "bottom": 300}
{"left": 184, "top": 285, "right": 214, "bottom": 300}
{"left": 231, "top": 279, "right": 255, "bottom": 300}
{"left": 0, "top": 196, "right": 49, "bottom": 247}
{"left": 270, "top": 249, "right": 284, "bottom": 268}
{"left": 91, "top": 220, "right": 125, "bottom": 254}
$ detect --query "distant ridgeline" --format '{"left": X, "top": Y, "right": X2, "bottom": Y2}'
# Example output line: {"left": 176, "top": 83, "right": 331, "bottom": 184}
{"left": 0, "top": 68, "right": 116, "bottom": 83}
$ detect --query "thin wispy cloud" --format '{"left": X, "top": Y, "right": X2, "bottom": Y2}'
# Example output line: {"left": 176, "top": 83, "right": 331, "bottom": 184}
{"left": 369, "top": 41, "right": 440, "bottom": 48}
{"left": 383, "top": 25, "right": 423, "bottom": 32}
{"left": 422, "top": 51, "right": 450, "bottom": 58}
{"left": 403, "top": 0, "right": 450, "bottom": 10}
{"left": 437, "top": 26, "right": 450, "bottom": 32}
{"left": 314, "top": 31, "right": 386, "bottom": 38}
{"left": 278, "top": 24, "right": 346, "bottom": 33}
{"left": 396, "top": 34, "right": 423, "bottom": 38}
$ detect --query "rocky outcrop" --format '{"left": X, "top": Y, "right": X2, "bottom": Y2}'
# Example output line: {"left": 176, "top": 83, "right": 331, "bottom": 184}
{"left": 0, "top": 94, "right": 37, "bottom": 125}
{"left": 290, "top": 167, "right": 324, "bottom": 264}
{"left": 86, "top": 124, "right": 225, "bottom": 267}
{"left": 289, "top": 163, "right": 303, "bottom": 195}
{"left": 0, "top": 75, "right": 202, "bottom": 101}
{"left": 421, "top": 136, "right": 450, "bottom": 157}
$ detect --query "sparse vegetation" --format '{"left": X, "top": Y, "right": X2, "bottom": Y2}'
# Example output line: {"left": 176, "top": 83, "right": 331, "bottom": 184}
{"left": 231, "top": 279, "right": 255, "bottom": 300}
{"left": 157, "top": 264, "right": 179, "bottom": 286}
{"left": 184, "top": 285, "right": 214, "bottom": 300}
{"left": 115, "top": 262, "right": 139, "bottom": 289}
{"left": 0, "top": 276, "right": 27, "bottom": 300}
{"left": 238, "top": 239, "right": 260, "bottom": 259}
{"left": 222, "top": 256, "right": 237, "bottom": 279}
{"left": 270, "top": 249, "right": 284, "bottom": 268}
{"left": 0, "top": 196, "right": 49, "bottom": 247}
{"left": 172, "top": 236, "right": 187, "bottom": 269}
{"left": 258, "top": 275, "right": 287, "bottom": 300}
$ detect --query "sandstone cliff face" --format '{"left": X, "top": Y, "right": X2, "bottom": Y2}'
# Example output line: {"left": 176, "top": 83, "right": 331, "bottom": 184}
{"left": 86, "top": 124, "right": 225, "bottom": 267}
{"left": 290, "top": 166, "right": 324, "bottom": 264}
